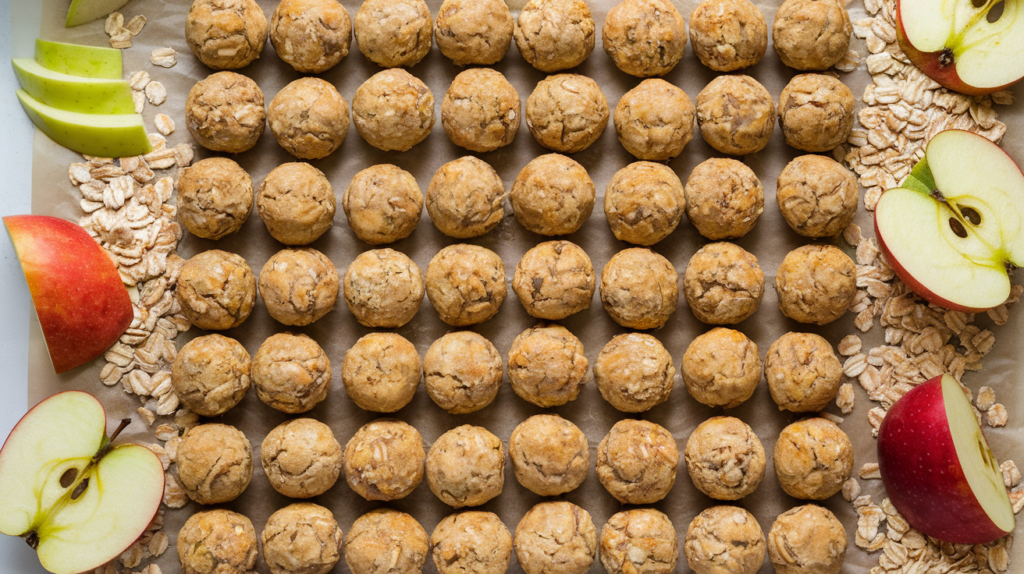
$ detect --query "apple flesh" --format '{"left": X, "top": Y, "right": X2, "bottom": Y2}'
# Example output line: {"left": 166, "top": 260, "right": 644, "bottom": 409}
{"left": 65, "top": 0, "right": 132, "bottom": 27}
{"left": 33, "top": 39, "right": 122, "bottom": 79}
{"left": 12, "top": 59, "right": 134, "bottom": 115}
{"left": 16, "top": 89, "right": 151, "bottom": 158}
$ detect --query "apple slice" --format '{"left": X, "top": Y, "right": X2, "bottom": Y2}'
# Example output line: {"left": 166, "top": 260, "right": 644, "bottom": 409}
{"left": 65, "top": 0, "right": 132, "bottom": 27}
{"left": 874, "top": 129, "right": 1024, "bottom": 312}
{"left": 16, "top": 90, "right": 151, "bottom": 158}
{"left": 12, "top": 59, "right": 134, "bottom": 115}
{"left": 0, "top": 391, "right": 164, "bottom": 574}
{"left": 34, "top": 39, "right": 122, "bottom": 79}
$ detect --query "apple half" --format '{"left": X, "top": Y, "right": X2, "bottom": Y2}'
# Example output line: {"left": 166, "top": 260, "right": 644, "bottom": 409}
{"left": 34, "top": 39, "right": 123, "bottom": 79}
{"left": 874, "top": 130, "right": 1024, "bottom": 312}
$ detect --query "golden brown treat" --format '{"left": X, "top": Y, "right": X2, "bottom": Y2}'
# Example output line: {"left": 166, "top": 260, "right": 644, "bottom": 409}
{"left": 177, "top": 509, "right": 258, "bottom": 574}
{"left": 684, "top": 158, "right": 764, "bottom": 240}
{"left": 427, "top": 157, "right": 508, "bottom": 239}
{"left": 514, "top": 0, "right": 595, "bottom": 72}
{"left": 342, "top": 164, "right": 423, "bottom": 245}
{"left": 596, "top": 419, "right": 678, "bottom": 504}
{"left": 431, "top": 511, "right": 512, "bottom": 574}
{"left": 259, "top": 248, "right": 339, "bottom": 326}
{"left": 268, "top": 78, "right": 349, "bottom": 160}
{"left": 605, "top": 162, "right": 686, "bottom": 246}
{"left": 185, "top": 0, "right": 268, "bottom": 70}
{"left": 603, "top": 0, "right": 687, "bottom": 77}
{"left": 441, "top": 69, "right": 520, "bottom": 153}
{"left": 256, "top": 162, "right": 336, "bottom": 245}
{"left": 514, "top": 502, "right": 597, "bottom": 574}
{"left": 600, "top": 509, "right": 678, "bottom": 574}
{"left": 689, "top": 0, "right": 767, "bottom": 71}
{"left": 600, "top": 248, "right": 678, "bottom": 330}
{"left": 344, "top": 420, "right": 426, "bottom": 501}
{"left": 425, "top": 244, "right": 507, "bottom": 326}
{"left": 185, "top": 71, "right": 266, "bottom": 153}
{"left": 683, "top": 242, "right": 764, "bottom": 325}
{"left": 772, "top": 0, "right": 852, "bottom": 70}
{"left": 778, "top": 74, "right": 855, "bottom": 152}
{"left": 684, "top": 416, "right": 766, "bottom": 500}
{"left": 508, "top": 325, "right": 589, "bottom": 408}
{"left": 767, "top": 505, "right": 847, "bottom": 574}
{"left": 251, "top": 333, "right": 331, "bottom": 414}
{"left": 511, "top": 153, "right": 595, "bottom": 236}
{"left": 352, "top": 69, "right": 434, "bottom": 152}
{"left": 177, "top": 250, "right": 257, "bottom": 330}
{"left": 765, "top": 332, "right": 843, "bottom": 412}
{"left": 695, "top": 75, "right": 775, "bottom": 156}
{"left": 261, "top": 418, "right": 343, "bottom": 498}
{"left": 269, "top": 0, "right": 350, "bottom": 73}
{"left": 777, "top": 155, "right": 859, "bottom": 238}
{"left": 685, "top": 506, "right": 765, "bottom": 574}
{"left": 262, "top": 503, "right": 343, "bottom": 574}
{"left": 775, "top": 418, "right": 854, "bottom": 500}
{"left": 525, "top": 75, "right": 609, "bottom": 154}
{"left": 510, "top": 414, "right": 589, "bottom": 496}
{"left": 176, "top": 423, "right": 252, "bottom": 505}
{"left": 426, "top": 425, "right": 505, "bottom": 508}
{"left": 434, "top": 0, "right": 514, "bottom": 65}
{"left": 172, "top": 334, "right": 251, "bottom": 416}
{"left": 342, "top": 332, "right": 421, "bottom": 413}
{"left": 614, "top": 79, "right": 695, "bottom": 161}
{"left": 682, "top": 328, "right": 760, "bottom": 409}
{"left": 594, "top": 333, "right": 674, "bottom": 412}
{"left": 345, "top": 509, "right": 428, "bottom": 574}
{"left": 343, "top": 249, "right": 424, "bottom": 328}
{"left": 423, "top": 331, "right": 503, "bottom": 414}
{"left": 354, "top": 0, "right": 433, "bottom": 68}
{"left": 776, "top": 244, "right": 856, "bottom": 325}
{"left": 513, "top": 240, "right": 595, "bottom": 320}
{"left": 177, "top": 158, "right": 254, "bottom": 240}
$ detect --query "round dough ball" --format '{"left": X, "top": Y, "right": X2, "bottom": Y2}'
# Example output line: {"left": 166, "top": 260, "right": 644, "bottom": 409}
{"left": 268, "top": 78, "right": 349, "bottom": 160}
{"left": 354, "top": 0, "right": 433, "bottom": 68}
{"left": 425, "top": 244, "right": 507, "bottom": 326}
{"left": 773, "top": 0, "right": 852, "bottom": 70}
{"left": 177, "top": 157, "right": 254, "bottom": 240}
{"left": 525, "top": 75, "right": 609, "bottom": 153}
{"left": 682, "top": 327, "right": 760, "bottom": 409}
{"left": 514, "top": 502, "right": 597, "bottom": 574}
{"left": 185, "top": 71, "right": 266, "bottom": 153}
{"left": 511, "top": 153, "right": 595, "bottom": 236}
{"left": 259, "top": 248, "right": 339, "bottom": 326}
{"left": 513, "top": 240, "right": 595, "bottom": 320}
{"left": 603, "top": 0, "right": 687, "bottom": 77}
{"left": 434, "top": 0, "right": 514, "bottom": 65}
{"left": 597, "top": 419, "right": 678, "bottom": 504}
{"left": 270, "top": 0, "right": 350, "bottom": 73}
{"left": 605, "top": 161, "right": 686, "bottom": 246}
{"left": 614, "top": 79, "right": 695, "bottom": 161}
{"left": 696, "top": 75, "right": 775, "bottom": 156}
{"left": 427, "top": 156, "right": 508, "bottom": 239}
{"left": 685, "top": 506, "right": 765, "bottom": 574}
{"left": 342, "top": 332, "right": 421, "bottom": 413}
{"left": 684, "top": 416, "right": 766, "bottom": 500}
{"left": 508, "top": 324, "right": 589, "bottom": 408}
{"left": 345, "top": 509, "right": 428, "bottom": 574}
{"left": 256, "top": 162, "right": 336, "bottom": 246}
{"left": 778, "top": 74, "right": 855, "bottom": 152}
{"left": 683, "top": 242, "right": 764, "bottom": 325}
{"left": 177, "top": 250, "right": 257, "bottom": 330}
{"left": 252, "top": 332, "right": 331, "bottom": 414}
{"left": 352, "top": 69, "right": 434, "bottom": 152}
{"left": 594, "top": 333, "right": 674, "bottom": 412}
{"left": 777, "top": 155, "right": 859, "bottom": 238}
{"left": 426, "top": 425, "right": 505, "bottom": 508}
{"left": 344, "top": 420, "right": 426, "bottom": 501}
{"left": 514, "top": 0, "right": 595, "bottom": 72}
{"left": 178, "top": 509, "right": 258, "bottom": 574}
{"left": 510, "top": 414, "right": 589, "bottom": 496}
{"left": 600, "top": 509, "right": 678, "bottom": 574}
{"left": 690, "top": 0, "right": 767, "bottom": 71}
{"left": 424, "top": 331, "right": 503, "bottom": 414}
{"left": 765, "top": 332, "right": 843, "bottom": 413}
{"left": 767, "top": 505, "right": 847, "bottom": 574}
{"left": 342, "top": 164, "right": 423, "bottom": 245}
{"left": 343, "top": 248, "right": 424, "bottom": 328}
{"left": 262, "top": 503, "right": 343, "bottom": 574}
{"left": 431, "top": 511, "right": 512, "bottom": 574}
{"left": 172, "top": 334, "right": 251, "bottom": 417}
{"left": 775, "top": 417, "right": 854, "bottom": 500}
{"left": 776, "top": 244, "right": 856, "bottom": 324}
{"left": 601, "top": 248, "right": 679, "bottom": 330}
{"left": 442, "top": 68, "right": 520, "bottom": 153}
{"left": 185, "top": 0, "right": 267, "bottom": 70}
{"left": 684, "top": 158, "right": 764, "bottom": 240}
{"left": 176, "top": 423, "right": 252, "bottom": 505}
{"left": 261, "top": 418, "right": 343, "bottom": 498}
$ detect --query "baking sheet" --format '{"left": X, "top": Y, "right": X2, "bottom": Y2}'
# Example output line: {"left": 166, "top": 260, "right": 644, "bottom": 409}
{"left": 25, "top": 0, "right": 1024, "bottom": 572}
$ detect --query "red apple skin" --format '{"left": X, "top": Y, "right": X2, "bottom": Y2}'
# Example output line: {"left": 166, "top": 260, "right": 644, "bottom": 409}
{"left": 878, "top": 376, "right": 1010, "bottom": 544}
{"left": 4, "top": 215, "right": 132, "bottom": 373}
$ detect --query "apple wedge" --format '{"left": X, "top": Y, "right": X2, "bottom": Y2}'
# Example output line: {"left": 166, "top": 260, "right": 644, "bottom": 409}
{"left": 874, "top": 130, "right": 1024, "bottom": 312}
{"left": 65, "top": 0, "right": 132, "bottom": 27}
{"left": 34, "top": 39, "right": 122, "bottom": 79}
{"left": 12, "top": 59, "right": 134, "bottom": 115}
{"left": 16, "top": 89, "right": 151, "bottom": 158}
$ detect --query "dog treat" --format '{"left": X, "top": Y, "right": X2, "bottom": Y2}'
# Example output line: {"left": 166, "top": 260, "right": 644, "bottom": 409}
{"left": 683, "top": 242, "right": 764, "bottom": 325}
{"left": 513, "top": 240, "right": 595, "bottom": 320}
{"left": 343, "top": 248, "right": 424, "bottom": 328}
{"left": 268, "top": 77, "right": 349, "bottom": 160}
{"left": 269, "top": 0, "right": 351, "bottom": 73}
{"left": 342, "top": 332, "right": 421, "bottom": 413}
{"left": 601, "top": 248, "right": 679, "bottom": 330}
{"left": 773, "top": 0, "right": 852, "bottom": 70}
{"left": 258, "top": 247, "right": 339, "bottom": 326}
{"left": 426, "top": 425, "right": 505, "bottom": 508}
{"left": 434, "top": 0, "right": 514, "bottom": 65}
{"left": 427, "top": 156, "right": 508, "bottom": 238}
{"left": 765, "top": 332, "right": 843, "bottom": 412}
{"left": 354, "top": 0, "right": 432, "bottom": 68}
{"left": 685, "top": 506, "right": 765, "bottom": 574}
{"left": 256, "top": 162, "right": 335, "bottom": 245}
{"left": 594, "top": 333, "right": 674, "bottom": 412}
{"left": 525, "top": 75, "right": 609, "bottom": 153}
{"left": 178, "top": 509, "right": 258, "bottom": 574}
{"left": 261, "top": 418, "right": 343, "bottom": 498}
{"left": 441, "top": 68, "right": 520, "bottom": 152}
{"left": 262, "top": 503, "right": 344, "bottom": 574}
{"left": 514, "top": 502, "right": 597, "bottom": 574}
{"left": 345, "top": 509, "right": 428, "bottom": 574}
{"left": 185, "top": 71, "right": 266, "bottom": 153}
{"left": 424, "top": 331, "right": 503, "bottom": 414}
{"left": 177, "top": 250, "right": 257, "bottom": 330}
{"left": 767, "top": 505, "right": 847, "bottom": 574}
{"left": 614, "top": 79, "right": 695, "bottom": 161}
{"left": 776, "top": 244, "right": 857, "bottom": 324}
{"left": 176, "top": 423, "right": 252, "bottom": 505}
{"left": 603, "top": 0, "right": 687, "bottom": 77}
{"left": 684, "top": 158, "right": 764, "bottom": 240}
{"left": 605, "top": 161, "right": 686, "bottom": 246}
{"left": 695, "top": 75, "right": 775, "bottom": 156}
{"left": 352, "top": 69, "right": 434, "bottom": 152}
{"left": 430, "top": 511, "right": 513, "bottom": 574}
{"left": 778, "top": 74, "right": 855, "bottom": 152}
{"left": 185, "top": 0, "right": 267, "bottom": 69}
{"left": 511, "top": 153, "right": 596, "bottom": 236}
{"left": 682, "top": 327, "right": 761, "bottom": 409}
{"left": 689, "top": 0, "right": 767, "bottom": 71}
{"left": 774, "top": 417, "right": 854, "bottom": 500}
{"left": 251, "top": 333, "right": 330, "bottom": 414}
{"left": 684, "top": 416, "right": 766, "bottom": 500}
{"left": 342, "top": 164, "right": 423, "bottom": 245}
{"left": 600, "top": 509, "right": 678, "bottom": 574}
{"left": 510, "top": 414, "right": 589, "bottom": 496}
{"left": 777, "top": 155, "right": 859, "bottom": 238}
{"left": 177, "top": 157, "right": 253, "bottom": 240}
{"left": 425, "top": 244, "right": 507, "bottom": 326}
{"left": 508, "top": 324, "right": 589, "bottom": 408}
{"left": 172, "top": 334, "right": 251, "bottom": 417}
{"left": 344, "top": 420, "right": 426, "bottom": 501}
{"left": 514, "top": 0, "right": 595, "bottom": 72}
{"left": 597, "top": 419, "right": 678, "bottom": 504}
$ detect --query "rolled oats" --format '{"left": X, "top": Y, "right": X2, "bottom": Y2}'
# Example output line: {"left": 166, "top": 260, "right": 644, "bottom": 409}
{"left": 150, "top": 47, "right": 177, "bottom": 68}
{"left": 137, "top": 407, "right": 155, "bottom": 426}
{"left": 977, "top": 386, "right": 997, "bottom": 411}
{"left": 844, "top": 354, "right": 868, "bottom": 378}
{"left": 859, "top": 462, "right": 882, "bottom": 480}
{"left": 104, "top": 12, "right": 123, "bottom": 35}
{"left": 154, "top": 114, "right": 175, "bottom": 136}
{"left": 842, "top": 477, "right": 861, "bottom": 501}
{"left": 838, "top": 334, "right": 863, "bottom": 356}
{"left": 162, "top": 474, "right": 186, "bottom": 508}
{"left": 133, "top": 91, "right": 146, "bottom": 114}
{"left": 988, "top": 404, "right": 1008, "bottom": 427}
{"left": 837, "top": 382, "right": 855, "bottom": 414}
{"left": 144, "top": 81, "right": 166, "bottom": 106}
{"left": 1001, "top": 461, "right": 1021, "bottom": 489}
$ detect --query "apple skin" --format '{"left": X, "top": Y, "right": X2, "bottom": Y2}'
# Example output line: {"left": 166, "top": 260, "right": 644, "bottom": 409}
{"left": 65, "top": 0, "right": 131, "bottom": 27}
{"left": 4, "top": 216, "right": 133, "bottom": 373}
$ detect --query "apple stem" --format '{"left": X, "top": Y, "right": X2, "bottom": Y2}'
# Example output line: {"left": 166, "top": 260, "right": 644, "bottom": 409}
{"left": 94, "top": 418, "right": 131, "bottom": 461}
{"left": 23, "top": 532, "right": 38, "bottom": 550}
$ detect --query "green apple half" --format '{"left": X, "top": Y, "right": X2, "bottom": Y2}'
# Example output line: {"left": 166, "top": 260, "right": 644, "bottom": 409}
{"left": 874, "top": 129, "right": 1024, "bottom": 312}
{"left": 12, "top": 59, "right": 134, "bottom": 115}
{"left": 16, "top": 89, "right": 151, "bottom": 158}
{"left": 34, "top": 39, "right": 122, "bottom": 79}
{"left": 66, "top": 0, "right": 132, "bottom": 27}
{"left": 0, "top": 391, "right": 164, "bottom": 574}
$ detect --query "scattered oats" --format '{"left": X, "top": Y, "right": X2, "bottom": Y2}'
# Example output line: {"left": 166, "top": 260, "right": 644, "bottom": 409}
{"left": 1011, "top": 490, "right": 1024, "bottom": 514}
{"left": 838, "top": 334, "right": 863, "bottom": 356}
{"left": 137, "top": 407, "right": 156, "bottom": 426}
{"left": 162, "top": 473, "right": 187, "bottom": 508}
{"left": 165, "top": 435, "right": 180, "bottom": 462}
{"left": 842, "top": 477, "right": 861, "bottom": 501}
{"left": 843, "top": 353, "right": 868, "bottom": 378}
{"left": 104, "top": 12, "right": 124, "bottom": 35}
{"left": 173, "top": 143, "right": 194, "bottom": 167}
{"left": 820, "top": 412, "right": 844, "bottom": 424}
{"left": 154, "top": 424, "right": 179, "bottom": 442}
{"left": 144, "top": 81, "right": 166, "bottom": 106}
{"left": 1001, "top": 461, "right": 1021, "bottom": 489}
{"left": 133, "top": 91, "right": 146, "bottom": 114}
{"left": 855, "top": 308, "right": 875, "bottom": 332}
{"left": 156, "top": 390, "right": 180, "bottom": 416}
{"left": 837, "top": 383, "right": 855, "bottom": 414}
{"left": 977, "top": 386, "right": 997, "bottom": 411}
{"left": 843, "top": 223, "right": 863, "bottom": 246}
{"left": 150, "top": 47, "right": 177, "bottom": 68}
{"left": 987, "top": 404, "right": 1008, "bottom": 427}
{"left": 154, "top": 114, "right": 175, "bottom": 136}
{"left": 988, "top": 304, "right": 1010, "bottom": 325}
{"left": 148, "top": 532, "right": 168, "bottom": 558}
{"left": 859, "top": 462, "right": 881, "bottom": 480}
{"left": 110, "top": 38, "right": 132, "bottom": 50}
{"left": 119, "top": 541, "right": 144, "bottom": 569}
{"left": 125, "top": 15, "right": 146, "bottom": 36}
{"left": 129, "top": 71, "right": 151, "bottom": 91}
{"left": 95, "top": 562, "right": 117, "bottom": 574}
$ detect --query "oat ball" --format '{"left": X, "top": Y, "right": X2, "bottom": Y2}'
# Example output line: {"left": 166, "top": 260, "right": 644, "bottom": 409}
{"left": 514, "top": 0, "right": 595, "bottom": 72}
{"left": 777, "top": 155, "right": 859, "bottom": 238}
{"left": 342, "top": 333, "right": 421, "bottom": 413}
{"left": 514, "top": 502, "right": 597, "bottom": 574}
{"left": 600, "top": 509, "right": 678, "bottom": 574}
{"left": 682, "top": 328, "right": 760, "bottom": 409}
{"left": 268, "top": 78, "right": 349, "bottom": 160}
{"left": 600, "top": 248, "right": 678, "bottom": 330}
{"left": 270, "top": 0, "right": 350, "bottom": 74}
{"left": 172, "top": 334, "right": 252, "bottom": 417}
{"left": 344, "top": 420, "right": 426, "bottom": 501}
{"left": 178, "top": 509, "right": 258, "bottom": 574}
{"left": 684, "top": 416, "right": 766, "bottom": 500}
{"left": 508, "top": 325, "right": 589, "bottom": 408}
{"left": 256, "top": 162, "right": 336, "bottom": 245}
{"left": 427, "top": 156, "right": 508, "bottom": 239}
{"left": 765, "top": 332, "right": 843, "bottom": 413}
{"left": 343, "top": 249, "right": 424, "bottom": 328}
{"left": 342, "top": 164, "right": 423, "bottom": 245}
{"left": 685, "top": 506, "right": 765, "bottom": 574}
{"left": 525, "top": 75, "right": 609, "bottom": 154}
{"left": 442, "top": 69, "right": 520, "bottom": 153}
{"left": 434, "top": 0, "right": 514, "bottom": 65}
{"left": 262, "top": 503, "right": 343, "bottom": 574}
{"left": 425, "top": 244, "right": 507, "bottom": 326}
{"left": 689, "top": 0, "right": 767, "bottom": 72}
{"left": 513, "top": 240, "right": 595, "bottom": 320}
{"left": 431, "top": 511, "right": 513, "bottom": 574}
{"left": 614, "top": 79, "right": 695, "bottom": 161}
{"left": 424, "top": 332, "right": 503, "bottom": 414}
{"left": 176, "top": 423, "right": 252, "bottom": 505}
{"left": 597, "top": 419, "right": 678, "bottom": 504}
{"left": 773, "top": 0, "right": 852, "bottom": 70}
{"left": 185, "top": 71, "right": 266, "bottom": 153}
{"left": 352, "top": 69, "right": 434, "bottom": 152}
{"left": 695, "top": 75, "right": 775, "bottom": 156}
{"left": 177, "top": 158, "right": 254, "bottom": 240}
{"left": 354, "top": 0, "right": 433, "bottom": 68}
{"left": 252, "top": 333, "right": 331, "bottom": 413}
{"left": 511, "top": 154, "right": 595, "bottom": 236}
{"left": 767, "top": 505, "right": 847, "bottom": 574}
{"left": 603, "top": 0, "right": 687, "bottom": 77}
{"left": 605, "top": 162, "right": 686, "bottom": 246}
{"left": 775, "top": 418, "right": 854, "bottom": 500}
{"left": 510, "top": 414, "right": 588, "bottom": 496}
{"left": 776, "top": 245, "right": 856, "bottom": 325}
{"left": 778, "top": 74, "right": 855, "bottom": 152}
{"left": 684, "top": 158, "right": 764, "bottom": 240}
{"left": 261, "top": 418, "right": 343, "bottom": 498}
{"left": 683, "top": 242, "right": 764, "bottom": 325}
{"left": 594, "top": 333, "right": 674, "bottom": 412}
{"left": 185, "top": 0, "right": 268, "bottom": 70}
{"left": 345, "top": 509, "right": 428, "bottom": 574}
{"left": 426, "top": 425, "right": 505, "bottom": 508}
{"left": 259, "top": 248, "right": 339, "bottom": 326}
{"left": 177, "top": 249, "right": 257, "bottom": 330}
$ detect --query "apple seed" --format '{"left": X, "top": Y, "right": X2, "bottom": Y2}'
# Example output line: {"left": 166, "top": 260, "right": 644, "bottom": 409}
{"left": 70, "top": 478, "right": 89, "bottom": 500}
{"left": 948, "top": 217, "right": 968, "bottom": 238}
{"left": 960, "top": 206, "right": 982, "bottom": 225}
{"left": 59, "top": 467, "right": 78, "bottom": 488}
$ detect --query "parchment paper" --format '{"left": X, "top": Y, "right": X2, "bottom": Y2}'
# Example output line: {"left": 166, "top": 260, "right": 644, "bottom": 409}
{"left": 25, "top": 0, "right": 1024, "bottom": 572}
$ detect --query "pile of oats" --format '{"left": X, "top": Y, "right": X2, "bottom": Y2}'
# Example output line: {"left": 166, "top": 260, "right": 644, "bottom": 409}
{"left": 105, "top": 12, "right": 146, "bottom": 50}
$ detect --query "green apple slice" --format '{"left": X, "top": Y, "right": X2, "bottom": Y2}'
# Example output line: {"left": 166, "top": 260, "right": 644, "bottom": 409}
{"left": 66, "top": 0, "right": 131, "bottom": 27}
{"left": 12, "top": 59, "right": 134, "bottom": 115}
{"left": 34, "top": 39, "right": 122, "bottom": 79}
{"left": 16, "top": 89, "right": 151, "bottom": 158}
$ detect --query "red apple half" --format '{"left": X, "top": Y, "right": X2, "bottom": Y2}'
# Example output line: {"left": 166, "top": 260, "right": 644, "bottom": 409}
{"left": 877, "top": 374, "right": 1014, "bottom": 544}
{"left": 4, "top": 215, "right": 132, "bottom": 373}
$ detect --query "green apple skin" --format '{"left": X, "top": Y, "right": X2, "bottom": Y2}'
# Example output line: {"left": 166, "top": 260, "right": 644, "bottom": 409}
{"left": 12, "top": 59, "right": 134, "bottom": 115}
{"left": 34, "top": 39, "right": 122, "bottom": 79}
{"left": 65, "top": 0, "right": 131, "bottom": 27}
{"left": 16, "top": 89, "right": 151, "bottom": 158}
